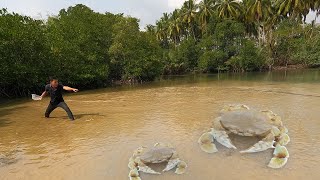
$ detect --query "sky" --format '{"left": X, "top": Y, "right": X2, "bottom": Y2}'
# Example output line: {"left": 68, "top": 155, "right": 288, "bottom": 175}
{"left": 0, "top": 0, "right": 319, "bottom": 29}
{"left": 0, "top": 0, "right": 186, "bottom": 29}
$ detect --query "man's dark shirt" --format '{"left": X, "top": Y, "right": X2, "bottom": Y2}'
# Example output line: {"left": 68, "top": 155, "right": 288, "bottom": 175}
{"left": 45, "top": 84, "right": 64, "bottom": 105}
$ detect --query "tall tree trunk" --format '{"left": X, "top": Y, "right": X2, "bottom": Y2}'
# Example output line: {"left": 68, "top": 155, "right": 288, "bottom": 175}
{"left": 262, "top": 25, "right": 266, "bottom": 46}
{"left": 258, "top": 26, "right": 262, "bottom": 47}
{"left": 192, "top": 25, "right": 196, "bottom": 40}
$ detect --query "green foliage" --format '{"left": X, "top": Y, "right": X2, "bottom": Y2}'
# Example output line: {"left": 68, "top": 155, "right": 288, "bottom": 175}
{"left": 0, "top": 9, "right": 49, "bottom": 97}
{"left": 109, "top": 17, "right": 163, "bottom": 81}
{"left": 226, "top": 40, "right": 265, "bottom": 72}
{"left": 198, "top": 20, "right": 263, "bottom": 72}
{"left": 0, "top": 5, "right": 164, "bottom": 98}
{"left": 198, "top": 50, "right": 228, "bottom": 72}
{"left": 273, "top": 19, "right": 313, "bottom": 66}
{"left": 164, "top": 38, "right": 199, "bottom": 74}
{"left": 46, "top": 5, "right": 113, "bottom": 87}
{"left": 289, "top": 26, "right": 320, "bottom": 66}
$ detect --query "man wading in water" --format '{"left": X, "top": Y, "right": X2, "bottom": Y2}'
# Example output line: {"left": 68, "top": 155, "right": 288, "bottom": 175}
{"left": 40, "top": 77, "right": 79, "bottom": 120}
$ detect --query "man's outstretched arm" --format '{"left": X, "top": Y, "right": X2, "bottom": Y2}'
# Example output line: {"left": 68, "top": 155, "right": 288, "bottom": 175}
{"left": 63, "top": 86, "right": 79, "bottom": 92}
{"left": 40, "top": 91, "right": 47, "bottom": 99}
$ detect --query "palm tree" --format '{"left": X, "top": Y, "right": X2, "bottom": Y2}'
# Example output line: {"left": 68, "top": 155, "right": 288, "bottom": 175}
{"left": 275, "top": 0, "right": 304, "bottom": 20}
{"left": 245, "top": 0, "right": 273, "bottom": 45}
{"left": 213, "top": 0, "right": 243, "bottom": 19}
{"left": 169, "top": 9, "right": 182, "bottom": 45}
{"left": 246, "top": 0, "right": 273, "bottom": 22}
{"left": 181, "top": 0, "right": 198, "bottom": 40}
{"left": 198, "top": 0, "right": 215, "bottom": 35}
{"left": 145, "top": 24, "right": 156, "bottom": 34}
{"left": 156, "top": 13, "right": 170, "bottom": 46}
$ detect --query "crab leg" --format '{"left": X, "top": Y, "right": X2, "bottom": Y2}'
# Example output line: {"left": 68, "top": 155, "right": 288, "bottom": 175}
{"left": 138, "top": 165, "right": 161, "bottom": 175}
{"left": 137, "top": 160, "right": 161, "bottom": 175}
{"left": 163, "top": 152, "right": 187, "bottom": 174}
{"left": 163, "top": 152, "right": 180, "bottom": 172}
{"left": 175, "top": 161, "right": 187, "bottom": 174}
{"left": 240, "top": 132, "right": 275, "bottom": 153}
{"left": 128, "top": 169, "right": 142, "bottom": 180}
{"left": 276, "top": 126, "right": 290, "bottom": 146}
{"left": 198, "top": 117, "right": 237, "bottom": 153}
{"left": 268, "top": 145, "right": 289, "bottom": 168}
{"left": 261, "top": 110, "right": 283, "bottom": 127}
{"left": 128, "top": 158, "right": 142, "bottom": 180}
{"left": 240, "top": 127, "right": 281, "bottom": 153}
{"left": 128, "top": 157, "right": 161, "bottom": 175}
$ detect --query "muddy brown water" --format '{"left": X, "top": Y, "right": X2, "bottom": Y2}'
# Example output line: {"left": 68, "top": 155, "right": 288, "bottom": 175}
{"left": 1, "top": 70, "right": 320, "bottom": 180}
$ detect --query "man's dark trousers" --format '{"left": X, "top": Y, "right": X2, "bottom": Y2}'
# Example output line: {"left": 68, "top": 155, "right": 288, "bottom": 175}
{"left": 45, "top": 102, "right": 74, "bottom": 120}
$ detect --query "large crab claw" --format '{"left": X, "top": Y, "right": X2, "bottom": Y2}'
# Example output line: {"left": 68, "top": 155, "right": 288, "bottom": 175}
{"left": 198, "top": 118, "right": 236, "bottom": 152}
{"left": 240, "top": 133, "right": 275, "bottom": 153}
{"left": 240, "top": 126, "right": 290, "bottom": 168}
{"left": 163, "top": 152, "right": 187, "bottom": 174}
{"left": 128, "top": 157, "right": 161, "bottom": 175}
{"left": 240, "top": 127, "right": 280, "bottom": 153}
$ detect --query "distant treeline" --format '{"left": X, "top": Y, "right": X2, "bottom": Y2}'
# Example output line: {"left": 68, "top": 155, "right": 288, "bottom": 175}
{"left": 0, "top": 5, "right": 163, "bottom": 98}
{"left": 1, "top": 1, "right": 320, "bottom": 98}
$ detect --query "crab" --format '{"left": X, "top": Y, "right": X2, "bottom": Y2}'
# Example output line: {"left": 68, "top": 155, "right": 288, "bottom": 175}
{"left": 128, "top": 143, "right": 187, "bottom": 180}
{"left": 198, "top": 104, "right": 290, "bottom": 169}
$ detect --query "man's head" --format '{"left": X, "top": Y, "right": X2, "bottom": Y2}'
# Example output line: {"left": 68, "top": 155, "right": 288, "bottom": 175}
{"left": 49, "top": 77, "right": 59, "bottom": 88}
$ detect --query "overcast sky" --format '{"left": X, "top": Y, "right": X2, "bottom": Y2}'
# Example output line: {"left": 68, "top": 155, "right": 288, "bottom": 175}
{"left": 1, "top": 0, "right": 319, "bottom": 29}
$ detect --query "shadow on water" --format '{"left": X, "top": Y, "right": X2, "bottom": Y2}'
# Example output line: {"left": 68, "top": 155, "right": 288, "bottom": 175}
{"left": 73, "top": 113, "right": 105, "bottom": 119}
{"left": 0, "top": 106, "right": 27, "bottom": 128}
{"left": 0, "top": 153, "right": 19, "bottom": 167}
{"left": 49, "top": 113, "right": 105, "bottom": 120}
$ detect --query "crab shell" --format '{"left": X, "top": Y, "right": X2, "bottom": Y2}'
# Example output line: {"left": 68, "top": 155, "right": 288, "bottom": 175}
{"left": 139, "top": 146, "right": 175, "bottom": 164}
{"left": 219, "top": 110, "right": 278, "bottom": 136}
{"left": 198, "top": 105, "right": 290, "bottom": 169}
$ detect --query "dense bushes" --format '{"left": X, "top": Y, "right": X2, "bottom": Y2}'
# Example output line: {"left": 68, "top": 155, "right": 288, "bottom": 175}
{"left": 46, "top": 5, "right": 112, "bottom": 88}
{"left": 109, "top": 17, "right": 163, "bottom": 81}
{"left": 0, "top": 5, "right": 163, "bottom": 98}
{"left": 272, "top": 19, "right": 320, "bottom": 67}
{"left": 164, "top": 38, "right": 199, "bottom": 74}
{"left": 0, "top": 9, "right": 50, "bottom": 97}
{"left": 164, "top": 20, "right": 265, "bottom": 73}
